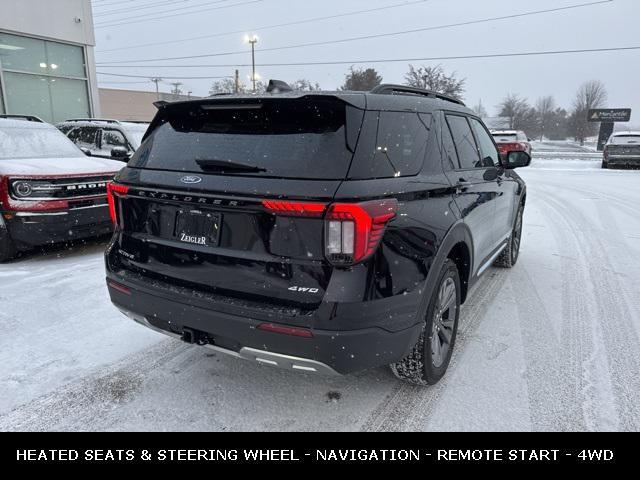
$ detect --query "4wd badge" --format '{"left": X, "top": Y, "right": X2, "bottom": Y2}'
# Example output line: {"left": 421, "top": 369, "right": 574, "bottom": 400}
{"left": 288, "top": 286, "right": 320, "bottom": 294}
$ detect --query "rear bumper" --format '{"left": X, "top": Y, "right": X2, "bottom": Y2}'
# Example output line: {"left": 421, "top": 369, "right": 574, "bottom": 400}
{"left": 3, "top": 203, "right": 112, "bottom": 248}
{"left": 606, "top": 155, "right": 640, "bottom": 166}
{"left": 106, "top": 275, "right": 423, "bottom": 375}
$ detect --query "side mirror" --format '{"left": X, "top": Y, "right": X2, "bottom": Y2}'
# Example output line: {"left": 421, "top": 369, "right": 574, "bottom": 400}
{"left": 110, "top": 146, "right": 131, "bottom": 160}
{"left": 80, "top": 147, "right": 91, "bottom": 156}
{"left": 504, "top": 151, "right": 531, "bottom": 169}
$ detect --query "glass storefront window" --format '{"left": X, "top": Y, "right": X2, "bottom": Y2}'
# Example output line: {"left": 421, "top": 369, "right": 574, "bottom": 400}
{"left": 0, "top": 32, "right": 91, "bottom": 122}
{"left": 0, "top": 33, "right": 47, "bottom": 74}
{"left": 0, "top": 80, "right": 5, "bottom": 114}
{"left": 46, "top": 41, "right": 86, "bottom": 78}
{"left": 0, "top": 32, "right": 86, "bottom": 77}
{"left": 4, "top": 72, "right": 90, "bottom": 124}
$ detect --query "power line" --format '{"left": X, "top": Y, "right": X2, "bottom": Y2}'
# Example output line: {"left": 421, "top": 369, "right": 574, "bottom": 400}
{"left": 95, "top": 45, "right": 640, "bottom": 71}
{"left": 92, "top": 0, "right": 145, "bottom": 8}
{"left": 94, "top": 0, "right": 263, "bottom": 28}
{"left": 97, "top": 71, "right": 234, "bottom": 79}
{"left": 96, "top": 0, "right": 430, "bottom": 53}
{"left": 99, "top": 80, "right": 152, "bottom": 84}
{"left": 94, "top": 0, "right": 207, "bottom": 17}
{"left": 96, "top": 1, "right": 614, "bottom": 64}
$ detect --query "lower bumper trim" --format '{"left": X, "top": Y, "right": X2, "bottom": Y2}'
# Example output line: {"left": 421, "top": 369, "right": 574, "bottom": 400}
{"left": 118, "top": 307, "right": 339, "bottom": 376}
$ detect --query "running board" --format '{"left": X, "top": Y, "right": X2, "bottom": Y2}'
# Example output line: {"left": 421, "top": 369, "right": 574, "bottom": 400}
{"left": 476, "top": 243, "right": 507, "bottom": 277}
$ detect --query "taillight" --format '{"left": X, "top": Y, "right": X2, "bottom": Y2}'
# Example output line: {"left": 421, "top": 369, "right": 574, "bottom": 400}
{"left": 261, "top": 198, "right": 398, "bottom": 265}
{"left": 107, "top": 182, "right": 129, "bottom": 224}
{"left": 325, "top": 200, "right": 398, "bottom": 265}
{"left": 261, "top": 200, "right": 326, "bottom": 218}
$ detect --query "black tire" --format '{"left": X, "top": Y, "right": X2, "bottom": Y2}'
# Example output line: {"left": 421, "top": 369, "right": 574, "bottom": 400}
{"left": 0, "top": 228, "right": 17, "bottom": 262}
{"left": 494, "top": 204, "right": 524, "bottom": 268}
{"left": 390, "top": 259, "right": 461, "bottom": 386}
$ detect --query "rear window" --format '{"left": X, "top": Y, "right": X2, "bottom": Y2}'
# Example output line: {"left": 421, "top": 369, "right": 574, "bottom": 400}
{"left": 610, "top": 135, "right": 640, "bottom": 145}
{"left": 129, "top": 98, "right": 359, "bottom": 180}
{"left": 492, "top": 133, "right": 518, "bottom": 143}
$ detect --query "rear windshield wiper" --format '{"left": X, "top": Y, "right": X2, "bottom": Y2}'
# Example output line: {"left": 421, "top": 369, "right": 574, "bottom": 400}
{"left": 195, "top": 158, "right": 267, "bottom": 173}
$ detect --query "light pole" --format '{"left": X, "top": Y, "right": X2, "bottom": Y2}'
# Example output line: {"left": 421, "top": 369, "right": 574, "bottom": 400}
{"left": 245, "top": 34, "right": 259, "bottom": 92}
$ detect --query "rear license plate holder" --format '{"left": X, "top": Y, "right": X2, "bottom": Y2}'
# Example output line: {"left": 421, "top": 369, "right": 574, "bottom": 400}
{"left": 175, "top": 210, "right": 221, "bottom": 247}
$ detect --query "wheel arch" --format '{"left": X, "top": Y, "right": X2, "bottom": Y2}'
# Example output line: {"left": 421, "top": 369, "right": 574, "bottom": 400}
{"left": 420, "top": 221, "right": 474, "bottom": 314}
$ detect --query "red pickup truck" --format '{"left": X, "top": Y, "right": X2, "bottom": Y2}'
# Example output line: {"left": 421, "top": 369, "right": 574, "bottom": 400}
{"left": 0, "top": 117, "right": 123, "bottom": 261}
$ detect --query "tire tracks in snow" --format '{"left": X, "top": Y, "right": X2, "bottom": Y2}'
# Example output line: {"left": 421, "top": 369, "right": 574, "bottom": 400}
{"left": 536, "top": 184, "right": 640, "bottom": 430}
{"left": 360, "top": 269, "right": 508, "bottom": 432}
{"left": 515, "top": 197, "right": 594, "bottom": 431}
{"left": 0, "top": 339, "right": 195, "bottom": 431}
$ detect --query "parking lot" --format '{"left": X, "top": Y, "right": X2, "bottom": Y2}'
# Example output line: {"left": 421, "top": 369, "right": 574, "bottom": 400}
{"left": 1, "top": 143, "right": 639, "bottom": 432}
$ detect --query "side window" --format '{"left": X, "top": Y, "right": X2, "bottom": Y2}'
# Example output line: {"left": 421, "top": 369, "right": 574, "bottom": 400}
{"left": 348, "top": 111, "right": 429, "bottom": 179}
{"left": 101, "top": 129, "right": 128, "bottom": 153}
{"left": 68, "top": 127, "right": 99, "bottom": 152}
{"left": 375, "top": 111, "right": 428, "bottom": 176}
{"left": 446, "top": 115, "right": 481, "bottom": 169}
{"left": 441, "top": 115, "right": 460, "bottom": 170}
{"left": 469, "top": 118, "right": 500, "bottom": 167}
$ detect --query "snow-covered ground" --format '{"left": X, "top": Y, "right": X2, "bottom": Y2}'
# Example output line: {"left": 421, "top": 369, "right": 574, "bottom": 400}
{"left": 1, "top": 143, "right": 639, "bottom": 432}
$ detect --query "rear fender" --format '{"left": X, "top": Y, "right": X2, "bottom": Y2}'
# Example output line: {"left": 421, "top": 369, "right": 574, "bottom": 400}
{"left": 417, "top": 221, "right": 474, "bottom": 322}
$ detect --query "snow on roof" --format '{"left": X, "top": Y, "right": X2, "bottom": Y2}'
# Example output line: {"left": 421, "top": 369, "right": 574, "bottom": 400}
{"left": 0, "top": 118, "right": 52, "bottom": 130}
{"left": 611, "top": 131, "right": 640, "bottom": 136}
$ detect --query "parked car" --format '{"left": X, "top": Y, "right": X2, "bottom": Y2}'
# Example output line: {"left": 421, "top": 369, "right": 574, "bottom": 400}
{"left": 602, "top": 131, "right": 640, "bottom": 169}
{"left": 0, "top": 117, "right": 124, "bottom": 261}
{"left": 57, "top": 119, "right": 149, "bottom": 162}
{"left": 491, "top": 130, "right": 532, "bottom": 156}
{"left": 105, "top": 82, "right": 530, "bottom": 385}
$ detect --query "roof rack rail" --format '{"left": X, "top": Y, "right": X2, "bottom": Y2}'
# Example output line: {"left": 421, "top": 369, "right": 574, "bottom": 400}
{"left": 0, "top": 114, "right": 45, "bottom": 123}
{"left": 370, "top": 84, "right": 466, "bottom": 106}
{"left": 64, "top": 118, "right": 121, "bottom": 124}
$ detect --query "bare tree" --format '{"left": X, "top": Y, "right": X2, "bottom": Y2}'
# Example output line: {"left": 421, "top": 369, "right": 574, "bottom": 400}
{"left": 569, "top": 80, "right": 608, "bottom": 144}
{"left": 498, "top": 94, "right": 530, "bottom": 129}
{"left": 209, "top": 78, "right": 244, "bottom": 95}
{"left": 341, "top": 67, "right": 382, "bottom": 91}
{"left": 289, "top": 79, "right": 321, "bottom": 92}
{"left": 210, "top": 78, "right": 269, "bottom": 96}
{"left": 472, "top": 100, "right": 488, "bottom": 118}
{"left": 404, "top": 64, "right": 466, "bottom": 100}
{"left": 536, "top": 96, "right": 556, "bottom": 141}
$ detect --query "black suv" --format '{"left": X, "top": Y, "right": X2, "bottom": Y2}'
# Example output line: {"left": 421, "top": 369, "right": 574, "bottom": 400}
{"left": 105, "top": 83, "right": 530, "bottom": 385}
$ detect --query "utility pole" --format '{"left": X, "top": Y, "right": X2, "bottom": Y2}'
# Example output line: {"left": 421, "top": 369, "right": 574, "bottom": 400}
{"left": 234, "top": 69, "right": 240, "bottom": 94}
{"left": 245, "top": 34, "right": 259, "bottom": 92}
{"left": 150, "top": 78, "right": 162, "bottom": 101}
{"left": 170, "top": 82, "right": 183, "bottom": 100}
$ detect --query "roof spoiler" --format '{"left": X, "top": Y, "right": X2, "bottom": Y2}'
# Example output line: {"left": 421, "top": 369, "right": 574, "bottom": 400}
{"left": 153, "top": 100, "right": 169, "bottom": 109}
{"left": 266, "top": 79, "right": 293, "bottom": 93}
{"left": 370, "top": 84, "right": 465, "bottom": 106}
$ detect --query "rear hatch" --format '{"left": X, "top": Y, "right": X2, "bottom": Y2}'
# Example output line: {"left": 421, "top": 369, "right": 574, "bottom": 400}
{"left": 111, "top": 95, "right": 364, "bottom": 314}
{"left": 607, "top": 136, "right": 640, "bottom": 157}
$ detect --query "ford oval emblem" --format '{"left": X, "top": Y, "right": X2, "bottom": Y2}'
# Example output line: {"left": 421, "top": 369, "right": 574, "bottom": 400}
{"left": 180, "top": 175, "right": 202, "bottom": 185}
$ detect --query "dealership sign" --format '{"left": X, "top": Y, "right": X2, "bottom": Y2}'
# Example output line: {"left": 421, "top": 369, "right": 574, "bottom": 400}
{"left": 588, "top": 109, "right": 632, "bottom": 122}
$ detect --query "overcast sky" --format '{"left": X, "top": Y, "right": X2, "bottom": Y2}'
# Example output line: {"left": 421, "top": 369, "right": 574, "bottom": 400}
{"left": 93, "top": 0, "right": 639, "bottom": 123}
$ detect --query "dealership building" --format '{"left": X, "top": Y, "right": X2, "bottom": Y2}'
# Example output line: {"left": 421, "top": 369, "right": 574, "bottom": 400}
{"left": 0, "top": 0, "right": 100, "bottom": 123}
